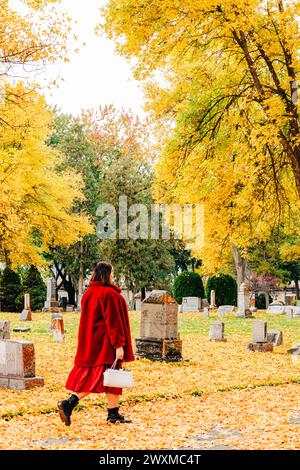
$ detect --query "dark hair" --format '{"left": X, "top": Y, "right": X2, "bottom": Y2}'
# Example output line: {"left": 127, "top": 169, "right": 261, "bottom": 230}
{"left": 91, "top": 262, "right": 113, "bottom": 285}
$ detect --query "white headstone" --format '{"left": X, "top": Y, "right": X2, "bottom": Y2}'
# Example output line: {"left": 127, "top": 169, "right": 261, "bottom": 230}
{"left": 204, "top": 307, "right": 209, "bottom": 318}
{"left": 210, "top": 290, "right": 216, "bottom": 308}
{"left": 181, "top": 297, "right": 201, "bottom": 312}
{"left": 266, "top": 305, "right": 285, "bottom": 314}
{"left": 252, "top": 321, "right": 267, "bottom": 343}
{"left": 293, "top": 306, "right": 300, "bottom": 317}
{"left": 209, "top": 322, "right": 226, "bottom": 341}
{"left": 236, "top": 283, "right": 250, "bottom": 317}
{"left": 286, "top": 306, "right": 293, "bottom": 319}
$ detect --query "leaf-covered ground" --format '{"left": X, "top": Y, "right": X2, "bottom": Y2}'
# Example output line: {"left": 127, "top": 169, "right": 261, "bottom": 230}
{"left": 0, "top": 311, "right": 300, "bottom": 449}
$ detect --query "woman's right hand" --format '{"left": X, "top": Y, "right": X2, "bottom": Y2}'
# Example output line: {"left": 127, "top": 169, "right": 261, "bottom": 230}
{"left": 115, "top": 346, "right": 124, "bottom": 361}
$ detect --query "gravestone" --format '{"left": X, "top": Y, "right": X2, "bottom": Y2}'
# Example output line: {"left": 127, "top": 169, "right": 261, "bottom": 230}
{"left": 204, "top": 307, "right": 210, "bottom": 318}
{"left": 0, "top": 340, "right": 44, "bottom": 390}
{"left": 52, "top": 318, "right": 64, "bottom": 343}
{"left": 20, "top": 293, "right": 32, "bottom": 321}
{"left": 252, "top": 320, "right": 267, "bottom": 343}
{"left": 13, "top": 327, "right": 31, "bottom": 333}
{"left": 49, "top": 312, "right": 63, "bottom": 331}
{"left": 267, "top": 305, "right": 285, "bottom": 314}
{"left": 0, "top": 321, "right": 10, "bottom": 340}
{"left": 218, "top": 305, "right": 235, "bottom": 317}
{"left": 293, "top": 306, "right": 300, "bottom": 317}
{"left": 43, "top": 278, "right": 60, "bottom": 313}
{"left": 248, "top": 321, "right": 273, "bottom": 352}
{"left": 236, "top": 283, "right": 252, "bottom": 318}
{"left": 250, "top": 296, "right": 257, "bottom": 312}
{"left": 267, "top": 330, "right": 283, "bottom": 346}
{"left": 209, "top": 322, "right": 226, "bottom": 342}
{"left": 181, "top": 297, "right": 201, "bottom": 313}
{"left": 287, "top": 342, "right": 300, "bottom": 355}
{"left": 135, "top": 291, "right": 182, "bottom": 361}
{"left": 286, "top": 306, "right": 293, "bottom": 320}
{"left": 202, "top": 298, "right": 209, "bottom": 309}
{"left": 65, "top": 305, "right": 74, "bottom": 312}
{"left": 210, "top": 290, "right": 216, "bottom": 309}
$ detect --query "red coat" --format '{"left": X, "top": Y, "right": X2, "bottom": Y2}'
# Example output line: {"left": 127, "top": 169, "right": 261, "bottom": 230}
{"left": 74, "top": 282, "right": 135, "bottom": 366}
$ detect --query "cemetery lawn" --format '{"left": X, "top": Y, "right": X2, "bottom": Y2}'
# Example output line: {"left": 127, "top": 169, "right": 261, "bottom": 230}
{"left": 0, "top": 311, "right": 300, "bottom": 449}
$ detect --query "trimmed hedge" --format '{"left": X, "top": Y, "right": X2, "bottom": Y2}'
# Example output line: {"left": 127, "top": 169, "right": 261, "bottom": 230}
{"left": 206, "top": 274, "right": 237, "bottom": 307}
{"left": 173, "top": 271, "right": 204, "bottom": 304}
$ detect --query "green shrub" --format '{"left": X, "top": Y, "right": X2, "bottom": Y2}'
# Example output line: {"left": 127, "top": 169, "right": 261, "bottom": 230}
{"left": 15, "top": 265, "right": 46, "bottom": 311}
{"left": 0, "top": 267, "right": 22, "bottom": 312}
{"left": 206, "top": 274, "right": 237, "bottom": 307}
{"left": 173, "top": 271, "right": 204, "bottom": 304}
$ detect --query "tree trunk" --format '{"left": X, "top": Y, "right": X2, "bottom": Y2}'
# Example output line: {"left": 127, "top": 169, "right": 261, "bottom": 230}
{"left": 77, "top": 240, "right": 84, "bottom": 306}
{"left": 4, "top": 249, "right": 11, "bottom": 268}
{"left": 295, "top": 277, "right": 300, "bottom": 300}
{"left": 232, "top": 244, "right": 248, "bottom": 287}
{"left": 141, "top": 287, "right": 146, "bottom": 301}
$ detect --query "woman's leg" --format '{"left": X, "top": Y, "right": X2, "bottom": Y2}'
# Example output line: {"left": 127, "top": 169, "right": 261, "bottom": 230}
{"left": 73, "top": 392, "right": 90, "bottom": 400}
{"left": 106, "top": 392, "right": 132, "bottom": 424}
{"left": 106, "top": 392, "right": 120, "bottom": 409}
{"left": 58, "top": 391, "right": 89, "bottom": 426}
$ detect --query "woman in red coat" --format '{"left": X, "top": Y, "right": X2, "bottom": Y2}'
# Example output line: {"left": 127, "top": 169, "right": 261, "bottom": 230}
{"left": 58, "top": 262, "right": 135, "bottom": 426}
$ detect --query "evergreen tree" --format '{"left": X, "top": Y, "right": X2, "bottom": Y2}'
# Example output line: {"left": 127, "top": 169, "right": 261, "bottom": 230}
{"left": 206, "top": 274, "right": 237, "bottom": 307}
{"left": 16, "top": 265, "right": 46, "bottom": 311}
{"left": 173, "top": 271, "right": 204, "bottom": 305}
{"left": 0, "top": 267, "right": 22, "bottom": 312}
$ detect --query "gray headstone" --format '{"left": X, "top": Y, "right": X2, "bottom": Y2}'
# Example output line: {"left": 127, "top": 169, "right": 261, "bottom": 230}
{"left": 286, "top": 306, "right": 293, "bottom": 320}
{"left": 267, "top": 330, "right": 283, "bottom": 346}
{"left": 0, "top": 321, "right": 10, "bottom": 340}
{"left": 252, "top": 321, "right": 267, "bottom": 343}
{"left": 181, "top": 297, "right": 201, "bottom": 312}
{"left": 209, "top": 322, "right": 226, "bottom": 341}
{"left": 204, "top": 307, "right": 209, "bottom": 318}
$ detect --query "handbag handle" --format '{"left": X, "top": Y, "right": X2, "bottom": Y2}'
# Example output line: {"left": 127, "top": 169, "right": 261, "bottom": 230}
{"left": 111, "top": 358, "right": 124, "bottom": 369}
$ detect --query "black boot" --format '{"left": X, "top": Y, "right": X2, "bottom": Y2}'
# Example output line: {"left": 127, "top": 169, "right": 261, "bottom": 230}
{"left": 106, "top": 407, "right": 132, "bottom": 424}
{"left": 57, "top": 394, "right": 79, "bottom": 426}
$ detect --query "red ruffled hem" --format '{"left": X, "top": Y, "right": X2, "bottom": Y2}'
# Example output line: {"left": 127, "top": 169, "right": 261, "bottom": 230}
{"left": 65, "top": 363, "right": 123, "bottom": 395}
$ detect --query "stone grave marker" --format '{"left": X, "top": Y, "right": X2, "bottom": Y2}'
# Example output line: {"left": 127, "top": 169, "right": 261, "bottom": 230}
{"left": 13, "top": 327, "right": 31, "bottom": 333}
{"left": 286, "top": 306, "right": 293, "bottom": 320}
{"left": 250, "top": 296, "right": 257, "bottom": 312}
{"left": 209, "top": 322, "right": 226, "bottom": 342}
{"left": 43, "top": 277, "right": 60, "bottom": 313}
{"left": 267, "top": 330, "right": 283, "bottom": 347}
{"left": 66, "top": 305, "right": 74, "bottom": 312}
{"left": 293, "top": 306, "right": 300, "bottom": 317}
{"left": 204, "top": 307, "right": 209, "bottom": 318}
{"left": 20, "top": 293, "right": 32, "bottom": 321}
{"left": 267, "top": 305, "right": 285, "bottom": 315}
{"left": 0, "top": 321, "right": 10, "bottom": 340}
{"left": 236, "top": 283, "right": 252, "bottom": 318}
{"left": 248, "top": 321, "right": 273, "bottom": 352}
{"left": 181, "top": 297, "right": 201, "bottom": 313}
{"left": 52, "top": 318, "right": 65, "bottom": 343}
{"left": 0, "top": 340, "right": 44, "bottom": 390}
{"left": 210, "top": 290, "right": 216, "bottom": 309}
{"left": 135, "top": 291, "right": 182, "bottom": 361}
{"left": 218, "top": 305, "right": 235, "bottom": 317}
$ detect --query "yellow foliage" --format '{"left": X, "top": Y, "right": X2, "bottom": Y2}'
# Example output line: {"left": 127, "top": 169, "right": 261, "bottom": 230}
{"left": 0, "top": 83, "right": 93, "bottom": 267}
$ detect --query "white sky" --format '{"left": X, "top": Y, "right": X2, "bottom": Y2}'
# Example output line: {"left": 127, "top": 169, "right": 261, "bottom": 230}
{"left": 38, "top": 0, "right": 146, "bottom": 117}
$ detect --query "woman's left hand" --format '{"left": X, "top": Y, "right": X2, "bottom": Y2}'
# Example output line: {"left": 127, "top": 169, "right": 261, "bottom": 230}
{"left": 116, "top": 346, "right": 124, "bottom": 361}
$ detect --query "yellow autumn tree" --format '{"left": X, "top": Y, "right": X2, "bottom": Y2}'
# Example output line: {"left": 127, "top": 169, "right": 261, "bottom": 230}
{"left": 102, "top": 0, "right": 300, "bottom": 280}
{"left": 0, "top": 83, "right": 92, "bottom": 267}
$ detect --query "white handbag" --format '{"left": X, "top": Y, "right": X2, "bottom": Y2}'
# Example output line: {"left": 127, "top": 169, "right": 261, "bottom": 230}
{"left": 103, "top": 359, "right": 134, "bottom": 389}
